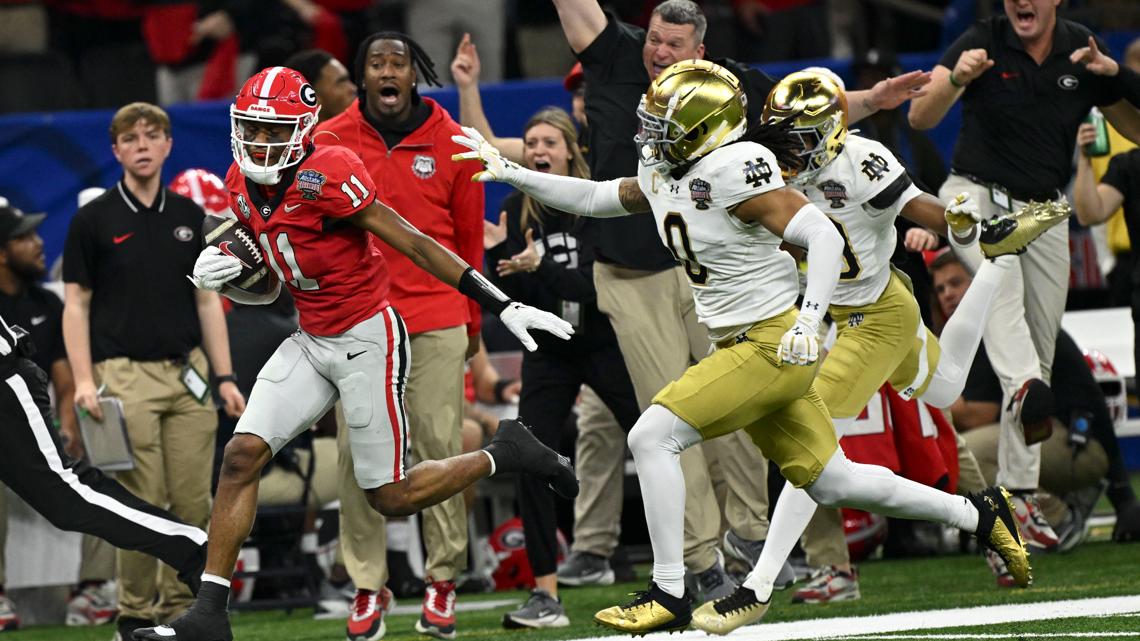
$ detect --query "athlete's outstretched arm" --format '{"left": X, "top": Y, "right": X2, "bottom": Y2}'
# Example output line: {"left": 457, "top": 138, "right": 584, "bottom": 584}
{"left": 899, "top": 193, "right": 951, "bottom": 237}
{"left": 451, "top": 126, "right": 646, "bottom": 216}
{"left": 350, "top": 201, "right": 572, "bottom": 350}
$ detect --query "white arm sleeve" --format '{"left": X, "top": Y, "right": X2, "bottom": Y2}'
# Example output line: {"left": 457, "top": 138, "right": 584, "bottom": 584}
{"left": 507, "top": 170, "right": 630, "bottom": 218}
{"left": 221, "top": 281, "right": 282, "bottom": 306}
{"left": 782, "top": 203, "right": 843, "bottom": 330}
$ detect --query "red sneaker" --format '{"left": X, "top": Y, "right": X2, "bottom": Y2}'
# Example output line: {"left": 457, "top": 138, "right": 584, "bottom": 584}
{"left": 414, "top": 579, "right": 457, "bottom": 639}
{"left": 1010, "top": 493, "right": 1059, "bottom": 552}
{"left": 346, "top": 587, "right": 394, "bottom": 641}
{"left": 0, "top": 593, "right": 18, "bottom": 631}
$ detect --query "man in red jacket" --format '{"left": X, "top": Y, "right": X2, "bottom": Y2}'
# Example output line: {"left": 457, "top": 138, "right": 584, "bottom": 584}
{"left": 318, "top": 32, "right": 483, "bottom": 641}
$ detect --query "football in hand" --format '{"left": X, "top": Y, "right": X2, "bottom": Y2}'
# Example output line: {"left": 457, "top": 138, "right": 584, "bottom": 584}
{"left": 201, "top": 215, "right": 279, "bottom": 295}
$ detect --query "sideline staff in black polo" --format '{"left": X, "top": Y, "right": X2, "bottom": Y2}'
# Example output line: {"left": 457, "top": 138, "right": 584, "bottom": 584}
{"left": 550, "top": 0, "right": 933, "bottom": 600}
{"left": 62, "top": 102, "right": 245, "bottom": 639}
{"left": 909, "top": 2, "right": 1140, "bottom": 553}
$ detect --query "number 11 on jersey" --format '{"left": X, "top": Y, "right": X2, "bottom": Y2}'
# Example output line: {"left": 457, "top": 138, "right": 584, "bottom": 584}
{"left": 259, "top": 232, "right": 319, "bottom": 290}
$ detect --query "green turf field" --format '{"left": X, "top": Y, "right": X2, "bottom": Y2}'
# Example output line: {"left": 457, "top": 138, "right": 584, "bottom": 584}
{"left": 9, "top": 540, "right": 1139, "bottom": 641}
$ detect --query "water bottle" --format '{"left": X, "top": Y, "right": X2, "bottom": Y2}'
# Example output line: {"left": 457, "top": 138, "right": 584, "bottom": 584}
{"left": 1084, "top": 107, "right": 1111, "bottom": 157}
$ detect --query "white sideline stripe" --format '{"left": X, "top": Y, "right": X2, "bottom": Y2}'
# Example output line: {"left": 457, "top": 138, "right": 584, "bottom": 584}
{"left": 8, "top": 374, "right": 208, "bottom": 545}
{"left": 572, "top": 595, "right": 1140, "bottom": 641}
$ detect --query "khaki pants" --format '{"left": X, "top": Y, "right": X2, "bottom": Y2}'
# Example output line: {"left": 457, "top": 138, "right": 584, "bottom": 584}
{"left": 594, "top": 262, "right": 773, "bottom": 571}
{"left": 96, "top": 349, "right": 216, "bottom": 623}
{"left": 337, "top": 402, "right": 389, "bottom": 591}
{"left": 961, "top": 422, "right": 1108, "bottom": 524}
{"left": 338, "top": 327, "right": 468, "bottom": 584}
{"left": 258, "top": 436, "right": 339, "bottom": 508}
{"left": 941, "top": 174, "right": 1070, "bottom": 491}
{"left": 570, "top": 386, "right": 624, "bottom": 557}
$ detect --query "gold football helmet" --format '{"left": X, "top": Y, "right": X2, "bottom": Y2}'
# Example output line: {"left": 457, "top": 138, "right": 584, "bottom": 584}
{"left": 636, "top": 59, "right": 747, "bottom": 172}
{"left": 762, "top": 70, "right": 848, "bottom": 184}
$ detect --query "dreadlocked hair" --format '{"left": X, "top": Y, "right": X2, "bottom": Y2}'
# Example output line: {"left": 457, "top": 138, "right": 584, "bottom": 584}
{"left": 667, "top": 113, "right": 807, "bottom": 181}
{"left": 354, "top": 31, "right": 442, "bottom": 100}
{"left": 732, "top": 113, "right": 807, "bottom": 176}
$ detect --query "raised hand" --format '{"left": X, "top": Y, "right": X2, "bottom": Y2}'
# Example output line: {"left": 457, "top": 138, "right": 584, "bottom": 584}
{"left": 1070, "top": 36, "right": 1119, "bottom": 76}
{"left": 484, "top": 211, "right": 508, "bottom": 249}
{"left": 497, "top": 228, "right": 540, "bottom": 276}
{"left": 451, "top": 126, "right": 523, "bottom": 183}
{"left": 451, "top": 32, "right": 482, "bottom": 88}
{"left": 952, "top": 48, "right": 995, "bottom": 86}
{"left": 869, "top": 69, "right": 932, "bottom": 110}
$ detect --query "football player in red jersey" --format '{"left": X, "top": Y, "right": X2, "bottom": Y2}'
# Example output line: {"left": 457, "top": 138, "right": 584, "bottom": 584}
{"left": 134, "top": 67, "right": 578, "bottom": 641}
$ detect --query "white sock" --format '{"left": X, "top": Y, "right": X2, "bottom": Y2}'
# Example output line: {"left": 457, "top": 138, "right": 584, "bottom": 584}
{"left": 922, "top": 255, "right": 1012, "bottom": 408}
{"left": 743, "top": 482, "right": 817, "bottom": 602}
{"left": 741, "top": 416, "right": 853, "bottom": 601}
{"left": 806, "top": 449, "right": 979, "bottom": 532}
{"left": 627, "top": 404, "right": 702, "bottom": 599}
{"left": 202, "top": 573, "right": 231, "bottom": 588}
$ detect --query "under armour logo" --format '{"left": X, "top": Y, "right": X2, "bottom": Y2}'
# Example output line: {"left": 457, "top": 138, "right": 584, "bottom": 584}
{"left": 668, "top": 184, "right": 680, "bottom": 194}
{"left": 804, "top": 302, "right": 820, "bottom": 311}
{"left": 860, "top": 153, "right": 890, "bottom": 181}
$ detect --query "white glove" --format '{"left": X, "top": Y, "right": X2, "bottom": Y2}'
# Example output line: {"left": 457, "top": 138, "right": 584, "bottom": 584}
{"left": 0, "top": 314, "right": 19, "bottom": 357}
{"left": 451, "top": 126, "right": 524, "bottom": 184}
{"left": 189, "top": 246, "right": 242, "bottom": 291}
{"left": 777, "top": 320, "right": 820, "bottom": 366}
{"left": 945, "top": 192, "right": 983, "bottom": 236}
{"left": 500, "top": 302, "right": 574, "bottom": 351}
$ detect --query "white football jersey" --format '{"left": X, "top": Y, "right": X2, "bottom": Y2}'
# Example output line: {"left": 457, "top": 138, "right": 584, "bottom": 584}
{"left": 798, "top": 135, "right": 923, "bottom": 306}
{"left": 637, "top": 141, "right": 799, "bottom": 339}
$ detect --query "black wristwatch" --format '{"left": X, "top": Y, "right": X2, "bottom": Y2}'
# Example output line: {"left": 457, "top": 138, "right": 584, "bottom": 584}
{"left": 213, "top": 374, "right": 238, "bottom": 388}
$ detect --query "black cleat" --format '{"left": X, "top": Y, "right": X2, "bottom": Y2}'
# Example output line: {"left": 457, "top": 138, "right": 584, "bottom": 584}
{"left": 132, "top": 605, "right": 232, "bottom": 641}
{"left": 485, "top": 419, "right": 579, "bottom": 499}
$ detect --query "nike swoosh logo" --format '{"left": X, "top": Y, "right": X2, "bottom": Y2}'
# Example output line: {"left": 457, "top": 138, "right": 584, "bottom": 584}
{"left": 217, "top": 241, "right": 252, "bottom": 269}
{"left": 113, "top": 233, "right": 134, "bottom": 244}
{"left": 347, "top": 350, "right": 367, "bottom": 360}
{"left": 284, "top": 203, "right": 301, "bottom": 212}
{"left": 30, "top": 316, "right": 46, "bottom": 326}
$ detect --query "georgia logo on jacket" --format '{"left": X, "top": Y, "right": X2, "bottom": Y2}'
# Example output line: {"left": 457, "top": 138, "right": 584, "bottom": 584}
{"left": 412, "top": 154, "right": 436, "bottom": 179}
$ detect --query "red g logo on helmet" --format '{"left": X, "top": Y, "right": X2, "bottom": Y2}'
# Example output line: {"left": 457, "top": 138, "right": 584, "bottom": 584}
{"left": 230, "top": 67, "right": 322, "bottom": 186}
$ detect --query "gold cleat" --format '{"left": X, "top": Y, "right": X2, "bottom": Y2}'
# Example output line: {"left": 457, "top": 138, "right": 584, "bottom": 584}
{"left": 691, "top": 585, "right": 770, "bottom": 636}
{"left": 979, "top": 200, "right": 1070, "bottom": 259}
{"left": 593, "top": 582, "right": 691, "bottom": 636}
{"left": 970, "top": 486, "right": 1033, "bottom": 587}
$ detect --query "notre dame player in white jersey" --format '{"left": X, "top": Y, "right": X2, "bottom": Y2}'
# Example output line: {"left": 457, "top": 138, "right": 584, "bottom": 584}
{"left": 697, "top": 70, "right": 1071, "bottom": 634}
{"left": 454, "top": 59, "right": 1031, "bottom": 636}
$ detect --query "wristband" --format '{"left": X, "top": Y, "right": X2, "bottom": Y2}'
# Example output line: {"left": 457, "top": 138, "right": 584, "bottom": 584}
{"left": 213, "top": 374, "right": 237, "bottom": 387}
{"left": 458, "top": 267, "right": 511, "bottom": 316}
{"left": 949, "top": 71, "right": 964, "bottom": 89}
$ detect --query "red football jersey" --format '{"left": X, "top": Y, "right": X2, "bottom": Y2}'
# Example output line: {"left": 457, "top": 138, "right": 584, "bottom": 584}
{"left": 225, "top": 145, "right": 390, "bottom": 336}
